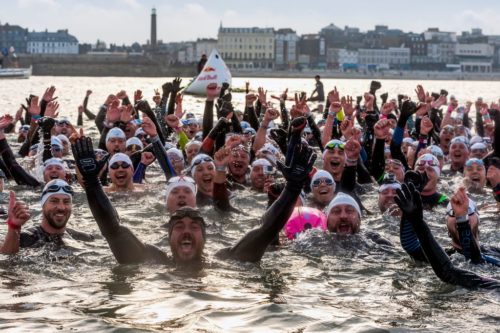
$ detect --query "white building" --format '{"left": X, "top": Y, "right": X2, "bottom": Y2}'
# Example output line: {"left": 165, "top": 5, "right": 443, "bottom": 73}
{"left": 358, "top": 47, "right": 410, "bottom": 69}
{"left": 27, "top": 29, "right": 78, "bottom": 54}
{"left": 217, "top": 25, "right": 275, "bottom": 69}
{"left": 195, "top": 38, "right": 217, "bottom": 60}
{"left": 455, "top": 43, "right": 494, "bottom": 72}
{"left": 177, "top": 42, "right": 195, "bottom": 63}
{"left": 275, "top": 28, "right": 299, "bottom": 69}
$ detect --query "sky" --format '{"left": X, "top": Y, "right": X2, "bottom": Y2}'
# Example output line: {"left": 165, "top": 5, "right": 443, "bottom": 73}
{"left": 2, "top": 0, "right": 500, "bottom": 45}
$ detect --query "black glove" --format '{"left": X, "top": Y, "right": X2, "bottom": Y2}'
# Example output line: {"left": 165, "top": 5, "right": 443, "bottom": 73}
{"left": 135, "top": 100, "right": 156, "bottom": 120}
{"left": 171, "top": 77, "right": 183, "bottom": 94}
{"left": 380, "top": 92, "right": 389, "bottom": 104}
{"left": 277, "top": 143, "right": 316, "bottom": 187}
{"left": 218, "top": 101, "right": 234, "bottom": 119}
{"left": 369, "top": 80, "right": 382, "bottom": 94}
{"left": 394, "top": 183, "right": 423, "bottom": 224}
{"left": 270, "top": 128, "right": 287, "bottom": 154}
{"left": 162, "top": 82, "right": 173, "bottom": 96}
{"left": 356, "top": 96, "right": 363, "bottom": 106}
{"left": 37, "top": 116, "right": 55, "bottom": 133}
{"left": 397, "top": 100, "right": 417, "bottom": 128}
{"left": 71, "top": 137, "right": 107, "bottom": 187}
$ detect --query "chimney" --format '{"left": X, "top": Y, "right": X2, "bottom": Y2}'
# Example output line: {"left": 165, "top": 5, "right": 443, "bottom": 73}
{"left": 151, "top": 7, "right": 157, "bottom": 50}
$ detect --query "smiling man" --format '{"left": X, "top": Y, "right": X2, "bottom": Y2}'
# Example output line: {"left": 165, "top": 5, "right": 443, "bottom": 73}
{"left": 0, "top": 180, "right": 93, "bottom": 254}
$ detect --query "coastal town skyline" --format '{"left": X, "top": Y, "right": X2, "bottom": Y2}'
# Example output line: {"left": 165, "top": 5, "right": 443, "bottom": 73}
{"left": 1, "top": 0, "right": 499, "bottom": 45}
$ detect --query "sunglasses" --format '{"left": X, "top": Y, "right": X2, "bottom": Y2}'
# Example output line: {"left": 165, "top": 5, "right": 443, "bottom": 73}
{"left": 110, "top": 162, "right": 131, "bottom": 170}
{"left": 471, "top": 148, "right": 487, "bottom": 154}
{"left": 192, "top": 156, "right": 213, "bottom": 167}
{"left": 416, "top": 160, "right": 439, "bottom": 167}
{"left": 441, "top": 126, "right": 455, "bottom": 134}
{"left": 51, "top": 146, "right": 62, "bottom": 152}
{"left": 42, "top": 184, "right": 73, "bottom": 197}
{"left": 325, "top": 141, "right": 345, "bottom": 150}
{"left": 136, "top": 134, "right": 147, "bottom": 139}
{"left": 311, "top": 178, "right": 334, "bottom": 187}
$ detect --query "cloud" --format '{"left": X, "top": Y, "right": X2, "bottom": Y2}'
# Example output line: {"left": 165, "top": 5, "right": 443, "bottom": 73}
{"left": 17, "top": 0, "right": 57, "bottom": 8}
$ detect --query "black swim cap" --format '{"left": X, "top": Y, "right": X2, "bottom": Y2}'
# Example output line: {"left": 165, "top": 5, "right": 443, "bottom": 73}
{"left": 167, "top": 207, "right": 206, "bottom": 239}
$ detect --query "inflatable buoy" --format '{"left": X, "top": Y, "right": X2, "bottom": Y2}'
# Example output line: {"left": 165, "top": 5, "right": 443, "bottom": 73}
{"left": 285, "top": 207, "right": 327, "bottom": 240}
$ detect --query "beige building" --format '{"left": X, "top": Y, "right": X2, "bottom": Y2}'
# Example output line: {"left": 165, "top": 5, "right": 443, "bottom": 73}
{"left": 217, "top": 25, "right": 274, "bottom": 70}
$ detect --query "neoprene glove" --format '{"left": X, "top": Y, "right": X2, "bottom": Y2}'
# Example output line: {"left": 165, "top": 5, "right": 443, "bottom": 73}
{"left": 395, "top": 183, "right": 424, "bottom": 224}
{"left": 277, "top": 143, "right": 316, "bottom": 188}
{"left": 72, "top": 137, "right": 108, "bottom": 187}
{"left": 37, "top": 116, "right": 55, "bottom": 133}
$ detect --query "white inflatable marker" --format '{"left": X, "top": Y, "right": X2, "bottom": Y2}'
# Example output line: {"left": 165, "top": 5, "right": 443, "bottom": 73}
{"left": 184, "top": 49, "right": 232, "bottom": 95}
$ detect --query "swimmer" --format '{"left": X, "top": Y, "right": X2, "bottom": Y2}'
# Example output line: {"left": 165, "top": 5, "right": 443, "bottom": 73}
{"left": 72, "top": 136, "right": 316, "bottom": 267}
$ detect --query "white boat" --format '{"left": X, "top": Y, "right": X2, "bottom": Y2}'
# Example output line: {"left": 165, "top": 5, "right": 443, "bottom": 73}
{"left": 184, "top": 49, "right": 231, "bottom": 95}
{"left": 0, "top": 66, "right": 32, "bottom": 79}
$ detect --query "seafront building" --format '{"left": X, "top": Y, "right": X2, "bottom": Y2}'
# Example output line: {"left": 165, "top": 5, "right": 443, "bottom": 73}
{"left": 27, "top": 29, "right": 78, "bottom": 54}
{"left": 217, "top": 25, "right": 275, "bottom": 70}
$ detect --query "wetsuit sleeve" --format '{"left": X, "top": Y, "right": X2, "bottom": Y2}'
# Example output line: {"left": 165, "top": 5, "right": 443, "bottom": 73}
{"left": 245, "top": 105, "right": 260, "bottom": 131}
{"left": 390, "top": 128, "right": 410, "bottom": 171}
{"left": 411, "top": 217, "right": 499, "bottom": 289}
{"left": 456, "top": 217, "right": 483, "bottom": 264}
{"left": 150, "top": 135, "right": 176, "bottom": 180}
{"left": 399, "top": 216, "right": 427, "bottom": 262}
{"left": 213, "top": 182, "right": 231, "bottom": 212}
{"left": 493, "top": 110, "right": 500, "bottom": 158}
{"left": 474, "top": 109, "right": 484, "bottom": 138}
{"left": 0, "top": 138, "right": 40, "bottom": 186}
{"left": 83, "top": 178, "right": 169, "bottom": 264}
{"left": 339, "top": 165, "right": 356, "bottom": 194}
{"left": 202, "top": 100, "right": 214, "bottom": 140}
{"left": 371, "top": 138, "right": 386, "bottom": 182}
{"left": 77, "top": 110, "right": 83, "bottom": 127}
{"left": 133, "top": 162, "right": 147, "bottom": 184}
{"left": 222, "top": 182, "right": 301, "bottom": 263}
{"left": 280, "top": 101, "right": 289, "bottom": 131}
{"left": 306, "top": 114, "right": 324, "bottom": 152}
{"left": 83, "top": 96, "right": 97, "bottom": 120}
{"left": 95, "top": 105, "right": 107, "bottom": 134}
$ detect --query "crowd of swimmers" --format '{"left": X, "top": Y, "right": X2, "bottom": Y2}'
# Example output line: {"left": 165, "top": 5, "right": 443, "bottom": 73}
{"left": 0, "top": 78, "right": 499, "bottom": 289}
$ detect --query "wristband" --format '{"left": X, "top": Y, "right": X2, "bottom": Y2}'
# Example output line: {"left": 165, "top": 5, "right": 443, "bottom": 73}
{"left": 215, "top": 165, "right": 227, "bottom": 172}
{"left": 6, "top": 218, "right": 21, "bottom": 230}
{"left": 31, "top": 115, "right": 41, "bottom": 121}
{"left": 346, "top": 157, "right": 358, "bottom": 164}
{"left": 260, "top": 123, "right": 269, "bottom": 129}
{"left": 328, "top": 111, "right": 336, "bottom": 116}
{"left": 455, "top": 214, "right": 468, "bottom": 223}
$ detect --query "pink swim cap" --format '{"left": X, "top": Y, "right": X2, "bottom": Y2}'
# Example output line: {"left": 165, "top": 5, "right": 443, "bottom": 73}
{"left": 284, "top": 207, "right": 327, "bottom": 240}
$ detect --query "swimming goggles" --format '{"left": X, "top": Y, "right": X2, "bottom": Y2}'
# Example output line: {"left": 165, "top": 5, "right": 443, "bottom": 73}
{"left": 416, "top": 159, "right": 439, "bottom": 167}
{"left": 109, "top": 161, "right": 132, "bottom": 170}
{"left": 325, "top": 141, "right": 345, "bottom": 150}
{"left": 311, "top": 178, "right": 335, "bottom": 187}
{"left": 42, "top": 184, "right": 74, "bottom": 197}
{"left": 465, "top": 158, "right": 484, "bottom": 167}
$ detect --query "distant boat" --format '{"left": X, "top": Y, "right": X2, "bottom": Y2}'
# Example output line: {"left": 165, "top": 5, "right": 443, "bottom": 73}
{"left": 184, "top": 49, "right": 231, "bottom": 95}
{"left": 0, "top": 66, "right": 32, "bottom": 79}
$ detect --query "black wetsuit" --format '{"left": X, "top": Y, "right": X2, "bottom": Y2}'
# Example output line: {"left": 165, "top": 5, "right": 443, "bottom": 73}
{"left": 82, "top": 171, "right": 303, "bottom": 265}
{"left": 20, "top": 225, "right": 94, "bottom": 248}
{"left": 400, "top": 216, "right": 499, "bottom": 290}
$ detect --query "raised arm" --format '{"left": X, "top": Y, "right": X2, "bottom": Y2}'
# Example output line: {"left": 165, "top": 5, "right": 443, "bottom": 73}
{"left": 222, "top": 143, "right": 316, "bottom": 262}
{"left": 395, "top": 184, "right": 499, "bottom": 290}
{"left": 72, "top": 136, "right": 168, "bottom": 264}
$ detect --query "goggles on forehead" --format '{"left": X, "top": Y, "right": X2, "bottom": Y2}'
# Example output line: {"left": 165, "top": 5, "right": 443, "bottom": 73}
{"left": 192, "top": 156, "right": 213, "bottom": 167}
{"left": 465, "top": 158, "right": 484, "bottom": 167}
{"left": 325, "top": 141, "right": 345, "bottom": 150}
{"left": 42, "top": 184, "right": 73, "bottom": 197}
{"left": 386, "top": 159, "right": 403, "bottom": 168}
